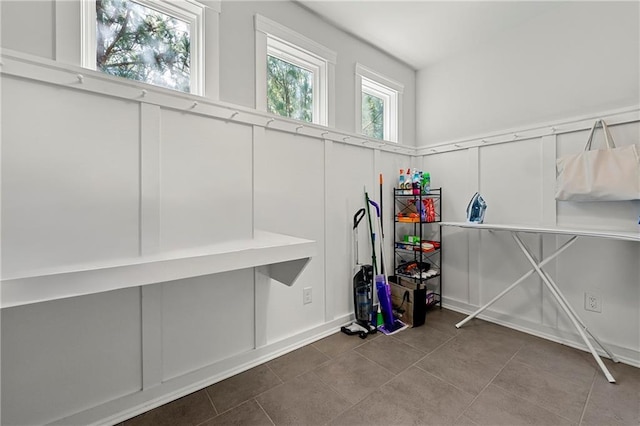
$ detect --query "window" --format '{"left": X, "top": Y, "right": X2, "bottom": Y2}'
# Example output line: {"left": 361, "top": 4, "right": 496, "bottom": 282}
{"left": 356, "top": 64, "right": 403, "bottom": 143}
{"left": 255, "top": 15, "right": 336, "bottom": 126}
{"left": 82, "top": 0, "right": 204, "bottom": 94}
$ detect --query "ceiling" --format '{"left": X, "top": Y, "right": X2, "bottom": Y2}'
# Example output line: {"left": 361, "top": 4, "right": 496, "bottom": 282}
{"left": 298, "top": 1, "right": 566, "bottom": 70}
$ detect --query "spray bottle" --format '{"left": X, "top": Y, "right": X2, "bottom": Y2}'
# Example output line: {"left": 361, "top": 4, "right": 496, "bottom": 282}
{"left": 398, "top": 169, "right": 405, "bottom": 192}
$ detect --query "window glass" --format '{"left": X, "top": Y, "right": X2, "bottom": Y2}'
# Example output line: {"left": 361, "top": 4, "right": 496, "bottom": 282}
{"left": 362, "top": 92, "right": 384, "bottom": 140}
{"left": 96, "top": 0, "right": 191, "bottom": 92}
{"left": 267, "top": 55, "right": 313, "bottom": 122}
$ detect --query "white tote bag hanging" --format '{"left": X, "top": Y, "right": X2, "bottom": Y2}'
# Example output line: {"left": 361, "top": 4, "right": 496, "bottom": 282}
{"left": 555, "top": 119, "right": 640, "bottom": 201}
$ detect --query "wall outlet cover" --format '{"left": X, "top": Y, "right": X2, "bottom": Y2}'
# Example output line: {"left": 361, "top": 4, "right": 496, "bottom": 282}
{"left": 584, "top": 292, "right": 602, "bottom": 313}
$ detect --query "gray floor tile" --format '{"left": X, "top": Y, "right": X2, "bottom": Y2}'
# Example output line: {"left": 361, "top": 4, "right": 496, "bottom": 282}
{"left": 354, "top": 334, "right": 425, "bottom": 374}
{"left": 424, "top": 307, "right": 467, "bottom": 335}
{"left": 513, "top": 336, "right": 597, "bottom": 387}
{"left": 312, "top": 330, "right": 374, "bottom": 358}
{"left": 493, "top": 359, "right": 590, "bottom": 422}
{"left": 416, "top": 331, "right": 521, "bottom": 395}
{"left": 581, "top": 362, "right": 640, "bottom": 426}
{"left": 198, "top": 400, "right": 273, "bottom": 426}
{"left": 205, "top": 364, "right": 282, "bottom": 413}
{"left": 391, "top": 320, "right": 456, "bottom": 354}
{"left": 313, "top": 350, "right": 395, "bottom": 404}
{"left": 267, "top": 344, "right": 331, "bottom": 382}
{"left": 457, "top": 317, "right": 533, "bottom": 347}
{"left": 464, "top": 384, "right": 574, "bottom": 425}
{"left": 123, "top": 309, "right": 639, "bottom": 426}
{"left": 330, "top": 366, "right": 474, "bottom": 425}
{"left": 454, "top": 415, "right": 479, "bottom": 425}
{"left": 256, "top": 371, "right": 351, "bottom": 425}
{"left": 124, "top": 390, "right": 216, "bottom": 426}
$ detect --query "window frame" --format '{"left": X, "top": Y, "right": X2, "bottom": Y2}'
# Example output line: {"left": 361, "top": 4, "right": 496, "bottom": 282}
{"left": 355, "top": 63, "right": 404, "bottom": 143}
{"left": 81, "top": 0, "right": 206, "bottom": 95}
{"left": 255, "top": 14, "right": 336, "bottom": 127}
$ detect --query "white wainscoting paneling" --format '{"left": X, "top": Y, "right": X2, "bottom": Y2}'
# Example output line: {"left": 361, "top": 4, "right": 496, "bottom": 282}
{"left": 159, "top": 110, "right": 254, "bottom": 250}
{"left": 1, "top": 76, "right": 140, "bottom": 277}
{"left": 161, "top": 269, "right": 255, "bottom": 381}
{"left": 1, "top": 288, "right": 142, "bottom": 426}
{"left": 254, "top": 130, "right": 326, "bottom": 343}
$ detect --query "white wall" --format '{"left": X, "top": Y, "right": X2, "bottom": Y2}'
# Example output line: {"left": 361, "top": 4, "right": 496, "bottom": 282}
{"left": 416, "top": 1, "right": 640, "bottom": 144}
{"left": 421, "top": 118, "right": 640, "bottom": 366}
{"left": 0, "top": 1, "right": 414, "bottom": 424}
{"left": 219, "top": 0, "right": 417, "bottom": 143}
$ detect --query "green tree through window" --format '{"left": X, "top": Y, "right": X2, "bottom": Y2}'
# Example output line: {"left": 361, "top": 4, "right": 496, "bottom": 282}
{"left": 362, "top": 92, "right": 384, "bottom": 140}
{"left": 96, "top": 0, "right": 191, "bottom": 92}
{"left": 267, "top": 55, "right": 313, "bottom": 122}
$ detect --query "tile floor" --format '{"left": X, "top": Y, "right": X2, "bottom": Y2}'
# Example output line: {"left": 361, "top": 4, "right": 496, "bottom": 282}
{"left": 122, "top": 309, "right": 640, "bottom": 426}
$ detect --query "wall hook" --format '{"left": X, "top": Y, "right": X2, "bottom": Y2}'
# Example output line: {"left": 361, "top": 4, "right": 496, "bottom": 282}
{"left": 513, "top": 133, "right": 519, "bottom": 139}
{"left": 296, "top": 125, "right": 304, "bottom": 132}
{"left": 343, "top": 136, "right": 350, "bottom": 142}
{"left": 430, "top": 149, "right": 437, "bottom": 153}
{"left": 141, "top": 89, "right": 148, "bottom": 98}
{"left": 321, "top": 131, "right": 329, "bottom": 137}
{"left": 77, "top": 74, "right": 84, "bottom": 83}
{"left": 551, "top": 127, "right": 557, "bottom": 134}
{"left": 230, "top": 111, "right": 239, "bottom": 119}
{"left": 190, "top": 101, "right": 198, "bottom": 109}
{"left": 266, "top": 118, "right": 275, "bottom": 126}
{"left": 481, "top": 139, "right": 487, "bottom": 144}
{"left": 454, "top": 144, "right": 462, "bottom": 148}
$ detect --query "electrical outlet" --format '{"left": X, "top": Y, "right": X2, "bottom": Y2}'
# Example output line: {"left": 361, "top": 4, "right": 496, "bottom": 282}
{"left": 585, "top": 292, "right": 601, "bottom": 313}
{"left": 303, "top": 287, "right": 312, "bottom": 305}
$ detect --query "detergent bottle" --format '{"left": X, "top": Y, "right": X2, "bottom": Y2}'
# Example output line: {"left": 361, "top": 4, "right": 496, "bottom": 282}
{"left": 404, "top": 169, "right": 412, "bottom": 194}
{"left": 412, "top": 169, "right": 421, "bottom": 195}
{"left": 422, "top": 172, "right": 431, "bottom": 194}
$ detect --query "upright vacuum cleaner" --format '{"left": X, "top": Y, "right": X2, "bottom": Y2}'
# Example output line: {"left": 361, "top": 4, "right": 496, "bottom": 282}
{"left": 341, "top": 208, "right": 377, "bottom": 338}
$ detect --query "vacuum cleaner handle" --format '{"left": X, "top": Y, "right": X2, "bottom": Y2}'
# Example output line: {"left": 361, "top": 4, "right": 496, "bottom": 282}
{"left": 353, "top": 208, "right": 366, "bottom": 229}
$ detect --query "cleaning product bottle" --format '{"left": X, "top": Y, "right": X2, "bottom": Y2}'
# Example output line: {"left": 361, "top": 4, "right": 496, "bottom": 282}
{"left": 398, "top": 169, "right": 405, "bottom": 192}
{"left": 422, "top": 172, "right": 431, "bottom": 194}
{"left": 404, "top": 169, "right": 412, "bottom": 195}
{"left": 413, "top": 169, "right": 421, "bottom": 195}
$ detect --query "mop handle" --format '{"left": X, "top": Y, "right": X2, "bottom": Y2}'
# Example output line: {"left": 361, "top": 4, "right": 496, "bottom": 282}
{"left": 368, "top": 199, "right": 380, "bottom": 218}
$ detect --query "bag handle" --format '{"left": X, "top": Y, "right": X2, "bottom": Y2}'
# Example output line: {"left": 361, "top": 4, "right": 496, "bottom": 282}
{"left": 584, "top": 119, "right": 616, "bottom": 151}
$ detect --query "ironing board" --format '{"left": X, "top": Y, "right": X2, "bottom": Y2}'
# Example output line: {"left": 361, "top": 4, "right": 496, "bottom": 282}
{"left": 440, "top": 221, "right": 640, "bottom": 383}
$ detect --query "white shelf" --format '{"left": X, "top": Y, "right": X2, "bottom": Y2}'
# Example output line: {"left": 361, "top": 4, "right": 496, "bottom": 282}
{"left": 1, "top": 231, "right": 316, "bottom": 308}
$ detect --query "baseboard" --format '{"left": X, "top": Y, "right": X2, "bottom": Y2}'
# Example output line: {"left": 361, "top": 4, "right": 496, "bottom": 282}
{"left": 49, "top": 314, "right": 353, "bottom": 426}
{"left": 442, "top": 298, "right": 640, "bottom": 368}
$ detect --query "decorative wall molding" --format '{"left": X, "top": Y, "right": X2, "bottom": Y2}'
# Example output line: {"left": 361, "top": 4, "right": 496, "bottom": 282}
{"left": 0, "top": 49, "right": 414, "bottom": 156}
{"left": 417, "top": 105, "right": 640, "bottom": 156}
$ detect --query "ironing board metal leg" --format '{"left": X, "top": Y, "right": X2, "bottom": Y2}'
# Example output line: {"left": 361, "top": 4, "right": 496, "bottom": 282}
{"left": 512, "top": 233, "right": 616, "bottom": 383}
{"left": 538, "top": 268, "right": 619, "bottom": 363}
{"left": 455, "top": 236, "right": 578, "bottom": 329}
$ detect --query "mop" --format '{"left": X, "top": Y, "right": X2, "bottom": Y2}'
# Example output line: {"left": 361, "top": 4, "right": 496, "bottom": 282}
{"left": 368, "top": 196, "right": 407, "bottom": 335}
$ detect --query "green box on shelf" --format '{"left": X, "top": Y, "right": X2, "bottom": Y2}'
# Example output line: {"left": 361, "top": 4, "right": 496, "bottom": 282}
{"left": 403, "top": 235, "right": 420, "bottom": 244}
